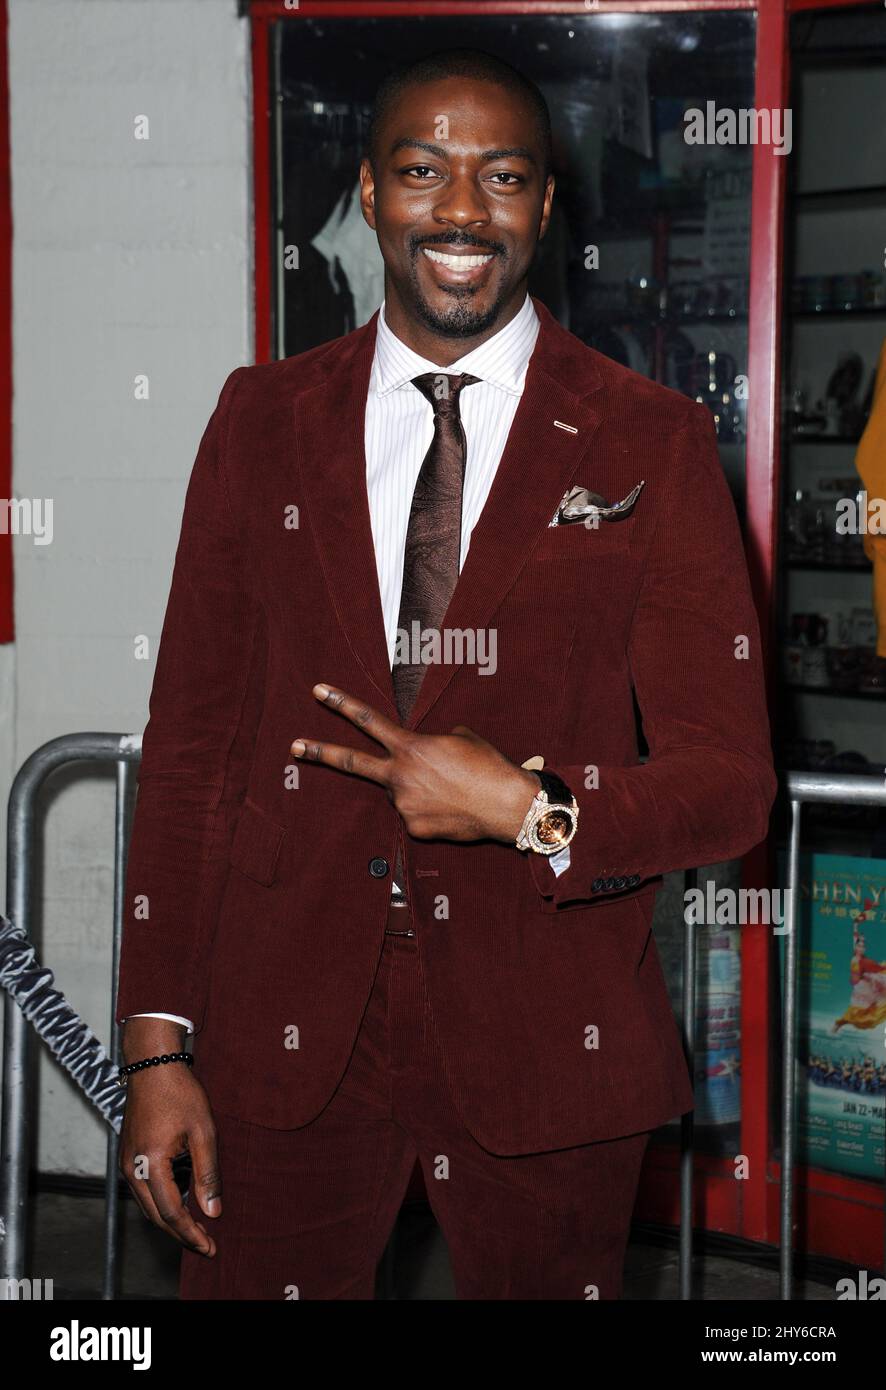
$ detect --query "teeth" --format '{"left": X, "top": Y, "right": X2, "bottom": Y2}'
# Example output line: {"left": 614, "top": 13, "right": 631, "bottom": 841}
{"left": 422, "top": 248, "right": 493, "bottom": 269}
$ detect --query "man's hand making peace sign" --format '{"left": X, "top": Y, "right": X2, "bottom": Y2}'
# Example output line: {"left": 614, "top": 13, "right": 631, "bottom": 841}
{"left": 291, "top": 683, "right": 541, "bottom": 845}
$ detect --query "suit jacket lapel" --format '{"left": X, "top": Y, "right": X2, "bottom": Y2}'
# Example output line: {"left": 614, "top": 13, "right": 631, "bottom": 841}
{"left": 293, "top": 309, "right": 399, "bottom": 715}
{"left": 293, "top": 297, "right": 607, "bottom": 730}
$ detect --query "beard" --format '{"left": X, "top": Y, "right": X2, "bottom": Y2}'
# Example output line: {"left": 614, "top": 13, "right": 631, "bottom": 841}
{"left": 403, "top": 239, "right": 512, "bottom": 339}
{"left": 408, "top": 281, "right": 506, "bottom": 339}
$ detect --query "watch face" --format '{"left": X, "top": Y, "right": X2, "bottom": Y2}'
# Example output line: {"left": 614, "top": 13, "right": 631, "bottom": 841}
{"left": 537, "top": 809, "right": 573, "bottom": 846}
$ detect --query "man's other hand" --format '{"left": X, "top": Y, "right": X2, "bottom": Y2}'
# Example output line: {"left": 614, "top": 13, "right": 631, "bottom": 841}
{"left": 118, "top": 1018, "right": 220, "bottom": 1257}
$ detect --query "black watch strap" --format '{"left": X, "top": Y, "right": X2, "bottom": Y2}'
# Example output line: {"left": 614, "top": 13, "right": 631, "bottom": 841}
{"left": 535, "top": 769, "right": 575, "bottom": 805}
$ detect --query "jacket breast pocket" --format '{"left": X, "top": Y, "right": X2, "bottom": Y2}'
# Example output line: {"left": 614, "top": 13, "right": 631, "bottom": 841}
{"left": 530, "top": 518, "right": 633, "bottom": 564}
{"left": 228, "top": 798, "right": 287, "bottom": 886}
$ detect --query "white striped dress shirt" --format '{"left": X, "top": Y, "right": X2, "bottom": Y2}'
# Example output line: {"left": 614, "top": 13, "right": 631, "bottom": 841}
{"left": 368, "top": 292, "right": 540, "bottom": 665}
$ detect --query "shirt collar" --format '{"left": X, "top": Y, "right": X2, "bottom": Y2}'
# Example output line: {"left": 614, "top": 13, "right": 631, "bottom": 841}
{"left": 371, "top": 293, "right": 540, "bottom": 398}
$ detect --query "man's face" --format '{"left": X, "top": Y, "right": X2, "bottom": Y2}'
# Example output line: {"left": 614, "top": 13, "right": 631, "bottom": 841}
{"left": 360, "top": 75, "right": 554, "bottom": 341}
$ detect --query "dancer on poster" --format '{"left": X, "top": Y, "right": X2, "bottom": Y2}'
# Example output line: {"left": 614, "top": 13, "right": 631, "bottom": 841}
{"left": 830, "top": 921, "right": 886, "bottom": 1034}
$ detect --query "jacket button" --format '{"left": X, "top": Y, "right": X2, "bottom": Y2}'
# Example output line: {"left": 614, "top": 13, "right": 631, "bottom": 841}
{"left": 591, "top": 878, "right": 603, "bottom": 892}
{"left": 368, "top": 857, "right": 389, "bottom": 878}
{"left": 629, "top": 874, "right": 641, "bottom": 886}
{"left": 603, "top": 877, "right": 615, "bottom": 890}
{"left": 613, "top": 876, "right": 627, "bottom": 890}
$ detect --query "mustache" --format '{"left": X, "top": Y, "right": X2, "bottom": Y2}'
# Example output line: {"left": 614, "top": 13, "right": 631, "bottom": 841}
{"left": 412, "top": 234, "right": 505, "bottom": 257}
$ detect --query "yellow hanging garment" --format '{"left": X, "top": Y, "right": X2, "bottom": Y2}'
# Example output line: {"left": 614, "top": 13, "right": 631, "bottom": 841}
{"left": 854, "top": 338, "right": 886, "bottom": 657}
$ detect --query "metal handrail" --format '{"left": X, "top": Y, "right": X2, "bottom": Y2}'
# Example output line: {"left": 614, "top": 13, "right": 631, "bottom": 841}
{"left": 1, "top": 740, "right": 883, "bottom": 1298}
{"left": 781, "top": 771, "right": 886, "bottom": 1298}
{"left": 679, "top": 770, "right": 886, "bottom": 1300}
{"left": 1, "top": 733, "right": 141, "bottom": 1297}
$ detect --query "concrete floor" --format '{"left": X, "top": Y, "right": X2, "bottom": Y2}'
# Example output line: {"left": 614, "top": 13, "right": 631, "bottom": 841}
{"left": 25, "top": 1188, "right": 842, "bottom": 1301}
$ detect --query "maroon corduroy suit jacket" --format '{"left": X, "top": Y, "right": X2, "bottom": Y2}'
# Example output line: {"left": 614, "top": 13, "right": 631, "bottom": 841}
{"left": 115, "top": 296, "right": 777, "bottom": 1155}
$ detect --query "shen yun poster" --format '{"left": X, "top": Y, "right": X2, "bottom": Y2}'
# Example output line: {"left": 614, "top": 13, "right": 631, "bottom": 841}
{"left": 778, "top": 853, "right": 886, "bottom": 1182}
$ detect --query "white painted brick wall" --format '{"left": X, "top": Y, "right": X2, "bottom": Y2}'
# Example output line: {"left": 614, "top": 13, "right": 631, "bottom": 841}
{"left": 4, "top": 0, "right": 251, "bottom": 1174}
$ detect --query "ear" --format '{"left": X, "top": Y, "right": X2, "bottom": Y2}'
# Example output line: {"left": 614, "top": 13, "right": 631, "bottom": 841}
{"left": 359, "top": 157, "right": 377, "bottom": 230}
{"left": 538, "top": 173, "right": 555, "bottom": 241}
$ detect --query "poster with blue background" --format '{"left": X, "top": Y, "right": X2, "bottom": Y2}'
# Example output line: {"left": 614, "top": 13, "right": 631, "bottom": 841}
{"left": 777, "top": 852, "right": 886, "bottom": 1182}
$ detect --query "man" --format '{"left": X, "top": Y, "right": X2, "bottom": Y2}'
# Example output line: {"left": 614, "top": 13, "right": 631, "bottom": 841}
{"left": 116, "top": 48, "right": 777, "bottom": 1300}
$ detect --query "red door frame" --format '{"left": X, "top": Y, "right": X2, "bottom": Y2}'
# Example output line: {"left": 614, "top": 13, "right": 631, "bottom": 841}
{"left": 0, "top": 0, "right": 12, "bottom": 645}
{"left": 247, "top": 0, "right": 884, "bottom": 1271}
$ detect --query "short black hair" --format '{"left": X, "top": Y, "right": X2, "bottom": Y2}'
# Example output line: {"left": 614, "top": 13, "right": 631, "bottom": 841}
{"left": 365, "top": 47, "right": 553, "bottom": 181}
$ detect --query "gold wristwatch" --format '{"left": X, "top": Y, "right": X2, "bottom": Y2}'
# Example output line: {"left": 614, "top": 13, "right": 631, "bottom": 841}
{"left": 515, "top": 767, "right": 579, "bottom": 855}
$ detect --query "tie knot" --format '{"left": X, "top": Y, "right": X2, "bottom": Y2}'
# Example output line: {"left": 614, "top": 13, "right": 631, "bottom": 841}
{"left": 411, "top": 372, "right": 481, "bottom": 415}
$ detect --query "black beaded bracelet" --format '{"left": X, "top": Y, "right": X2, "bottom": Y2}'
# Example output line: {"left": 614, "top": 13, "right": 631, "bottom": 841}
{"left": 117, "top": 1052, "right": 193, "bottom": 1086}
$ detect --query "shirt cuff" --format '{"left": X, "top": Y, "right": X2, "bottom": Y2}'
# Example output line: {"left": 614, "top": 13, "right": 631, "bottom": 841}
{"left": 549, "top": 845, "right": 571, "bottom": 877}
{"left": 125, "top": 1011, "right": 195, "bottom": 1036}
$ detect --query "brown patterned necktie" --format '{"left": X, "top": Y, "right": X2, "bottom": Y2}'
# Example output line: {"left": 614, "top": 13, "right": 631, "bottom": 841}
{"left": 390, "top": 370, "right": 481, "bottom": 900}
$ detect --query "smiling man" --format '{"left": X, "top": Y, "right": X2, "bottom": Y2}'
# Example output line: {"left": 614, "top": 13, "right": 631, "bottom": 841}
{"left": 115, "top": 48, "right": 777, "bottom": 1301}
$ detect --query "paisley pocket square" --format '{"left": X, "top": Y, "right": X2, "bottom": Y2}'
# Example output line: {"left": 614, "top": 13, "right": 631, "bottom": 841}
{"left": 549, "top": 480, "right": 645, "bottom": 527}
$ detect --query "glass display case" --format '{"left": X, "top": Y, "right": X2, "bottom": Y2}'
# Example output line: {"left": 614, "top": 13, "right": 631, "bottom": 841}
{"left": 777, "top": 7, "right": 886, "bottom": 842}
{"left": 772, "top": 0, "right": 886, "bottom": 1266}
